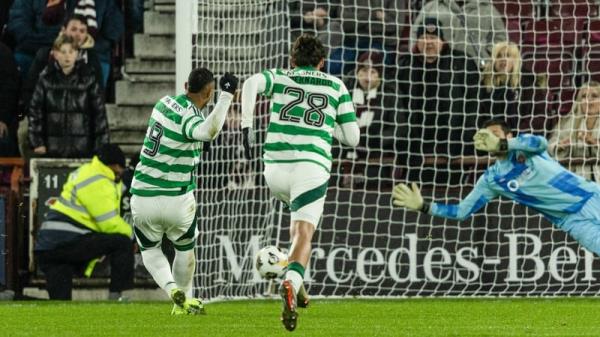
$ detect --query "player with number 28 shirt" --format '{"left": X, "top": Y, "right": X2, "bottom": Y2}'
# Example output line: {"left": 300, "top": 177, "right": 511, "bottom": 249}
{"left": 241, "top": 34, "right": 360, "bottom": 331}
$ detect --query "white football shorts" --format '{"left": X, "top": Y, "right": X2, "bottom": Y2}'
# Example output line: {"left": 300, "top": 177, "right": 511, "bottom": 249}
{"left": 130, "top": 191, "right": 197, "bottom": 251}
{"left": 263, "top": 161, "right": 330, "bottom": 227}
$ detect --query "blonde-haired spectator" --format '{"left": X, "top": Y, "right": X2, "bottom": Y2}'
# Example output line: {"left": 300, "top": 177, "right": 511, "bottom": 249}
{"left": 549, "top": 81, "right": 600, "bottom": 182}
{"left": 479, "top": 41, "right": 523, "bottom": 129}
{"left": 483, "top": 42, "right": 522, "bottom": 90}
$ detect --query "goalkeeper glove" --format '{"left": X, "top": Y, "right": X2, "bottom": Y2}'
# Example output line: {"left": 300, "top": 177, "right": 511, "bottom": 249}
{"left": 392, "top": 182, "right": 427, "bottom": 212}
{"left": 473, "top": 129, "right": 508, "bottom": 153}
{"left": 219, "top": 72, "right": 239, "bottom": 94}
{"left": 242, "top": 127, "right": 254, "bottom": 160}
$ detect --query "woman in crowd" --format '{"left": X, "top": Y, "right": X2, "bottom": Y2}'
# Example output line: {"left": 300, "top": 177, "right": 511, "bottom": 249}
{"left": 549, "top": 81, "right": 600, "bottom": 182}
{"left": 479, "top": 41, "right": 523, "bottom": 129}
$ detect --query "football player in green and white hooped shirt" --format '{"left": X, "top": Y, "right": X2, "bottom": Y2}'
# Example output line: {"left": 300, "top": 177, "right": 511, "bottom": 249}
{"left": 130, "top": 68, "right": 238, "bottom": 315}
{"left": 241, "top": 34, "right": 360, "bottom": 331}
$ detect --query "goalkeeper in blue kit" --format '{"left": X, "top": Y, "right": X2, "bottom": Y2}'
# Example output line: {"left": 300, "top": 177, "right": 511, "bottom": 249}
{"left": 393, "top": 119, "right": 600, "bottom": 255}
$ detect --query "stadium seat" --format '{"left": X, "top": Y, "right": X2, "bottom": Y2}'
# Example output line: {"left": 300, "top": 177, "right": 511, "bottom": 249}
{"left": 587, "top": 20, "right": 600, "bottom": 44}
{"left": 522, "top": 47, "right": 575, "bottom": 90}
{"left": 550, "top": 0, "right": 599, "bottom": 18}
{"left": 519, "top": 89, "right": 556, "bottom": 135}
{"left": 493, "top": 0, "right": 535, "bottom": 20}
{"left": 523, "top": 19, "right": 583, "bottom": 47}
{"left": 582, "top": 44, "right": 600, "bottom": 82}
{"left": 538, "top": 89, "right": 557, "bottom": 116}
{"left": 522, "top": 114, "right": 558, "bottom": 138}
{"left": 506, "top": 18, "right": 523, "bottom": 44}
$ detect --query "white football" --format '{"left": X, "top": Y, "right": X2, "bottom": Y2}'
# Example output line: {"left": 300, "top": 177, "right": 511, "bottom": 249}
{"left": 255, "top": 246, "right": 288, "bottom": 279}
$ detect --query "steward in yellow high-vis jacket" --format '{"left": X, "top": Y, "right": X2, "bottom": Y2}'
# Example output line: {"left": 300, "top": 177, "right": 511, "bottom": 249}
{"left": 35, "top": 144, "right": 134, "bottom": 300}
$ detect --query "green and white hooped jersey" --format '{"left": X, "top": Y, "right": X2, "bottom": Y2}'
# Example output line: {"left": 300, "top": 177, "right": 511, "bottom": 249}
{"left": 131, "top": 94, "right": 204, "bottom": 197}
{"left": 261, "top": 67, "right": 357, "bottom": 173}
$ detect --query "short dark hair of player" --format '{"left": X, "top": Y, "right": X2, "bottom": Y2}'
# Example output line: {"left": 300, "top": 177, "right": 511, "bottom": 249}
{"left": 482, "top": 118, "right": 512, "bottom": 135}
{"left": 187, "top": 67, "right": 214, "bottom": 93}
{"left": 290, "top": 34, "right": 327, "bottom": 67}
{"left": 97, "top": 144, "right": 126, "bottom": 168}
{"left": 63, "top": 14, "right": 88, "bottom": 28}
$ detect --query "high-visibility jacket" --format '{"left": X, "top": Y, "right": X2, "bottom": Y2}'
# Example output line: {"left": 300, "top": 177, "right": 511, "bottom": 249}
{"left": 51, "top": 156, "right": 132, "bottom": 238}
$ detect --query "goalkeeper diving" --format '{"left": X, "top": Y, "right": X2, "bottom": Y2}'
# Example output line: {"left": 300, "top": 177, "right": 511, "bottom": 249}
{"left": 393, "top": 119, "right": 600, "bottom": 256}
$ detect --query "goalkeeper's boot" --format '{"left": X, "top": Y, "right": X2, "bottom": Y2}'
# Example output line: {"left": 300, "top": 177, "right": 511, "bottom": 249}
{"left": 184, "top": 298, "right": 206, "bottom": 315}
{"left": 171, "top": 304, "right": 188, "bottom": 315}
{"left": 279, "top": 280, "right": 298, "bottom": 331}
{"left": 296, "top": 283, "right": 310, "bottom": 308}
{"left": 170, "top": 288, "right": 186, "bottom": 309}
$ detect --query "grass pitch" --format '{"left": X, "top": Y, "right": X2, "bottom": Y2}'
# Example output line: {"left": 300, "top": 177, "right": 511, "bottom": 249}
{"left": 2, "top": 298, "right": 600, "bottom": 336}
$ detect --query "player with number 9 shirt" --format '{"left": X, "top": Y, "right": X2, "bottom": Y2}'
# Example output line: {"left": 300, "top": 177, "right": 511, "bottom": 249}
{"left": 130, "top": 68, "right": 238, "bottom": 315}
{"left": 241, "top": 34, "right": 360, "bottom": 331}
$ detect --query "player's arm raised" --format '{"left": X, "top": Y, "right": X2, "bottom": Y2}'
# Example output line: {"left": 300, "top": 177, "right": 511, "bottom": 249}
{"left": 240, "top": 72, "right": 269, "bottom": 159}
{"left": 392, "top": 176, "right": 498, "bottom": 221}
{"left": 507, "top": 134, "right": 548, "bottom": 154}
{"left": 333, "top": 84, "right": 360, "bottom": 147}
{"left": 184, "top": 73, "right": 238, "bottom": 142}
{"left": 474, "top": 129, "right": 548, "bottom": 154}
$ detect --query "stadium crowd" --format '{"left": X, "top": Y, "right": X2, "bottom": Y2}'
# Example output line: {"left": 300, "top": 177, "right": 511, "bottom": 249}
{"left": 288, "top": 0, "right": 600, "bottom": 187}
{"left": 0, "top": 0, "right": 141, "bottom": 161}
{"left": 0, "top": 0, "right": 598, "bottom": 187}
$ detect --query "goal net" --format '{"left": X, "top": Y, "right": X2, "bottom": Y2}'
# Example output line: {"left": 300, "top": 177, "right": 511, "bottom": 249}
{"left": 186, "top": 0, "right": 600, "bottom": 300}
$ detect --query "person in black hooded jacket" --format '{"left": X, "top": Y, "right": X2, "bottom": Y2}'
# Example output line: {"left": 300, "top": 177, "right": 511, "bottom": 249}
{"left": 28, "top": 34, "right": 108, "bottom": 158}
{"left": 390, "top": 18, "right": 479, "bottom": 183}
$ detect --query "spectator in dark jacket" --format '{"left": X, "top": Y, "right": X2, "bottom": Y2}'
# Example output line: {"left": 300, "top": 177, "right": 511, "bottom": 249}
{"left": 342, "top": 51, "right": 401, "bottom": 187}
{"left": 7, "top": 0, "right": 124, "bottom": 84}
{"left": 480, "top": 41, "right": 539, "bottom": 133}
{"left": 479, "top": 41, "right": 523, "bottom": 130}
{"left": 393, "top": 18, "right": 479, "bottom": 182}
{"left": 18, "top": 14, "right": 102, "bottom": 159}
{"left": 28, "top": 34, "right": 109, "bottom": 158}
{"left": 0, "top": 41, "right": 20, "bottom": 157}
{"left": 21, "top": 14, "right": 102, "bottom": 112}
